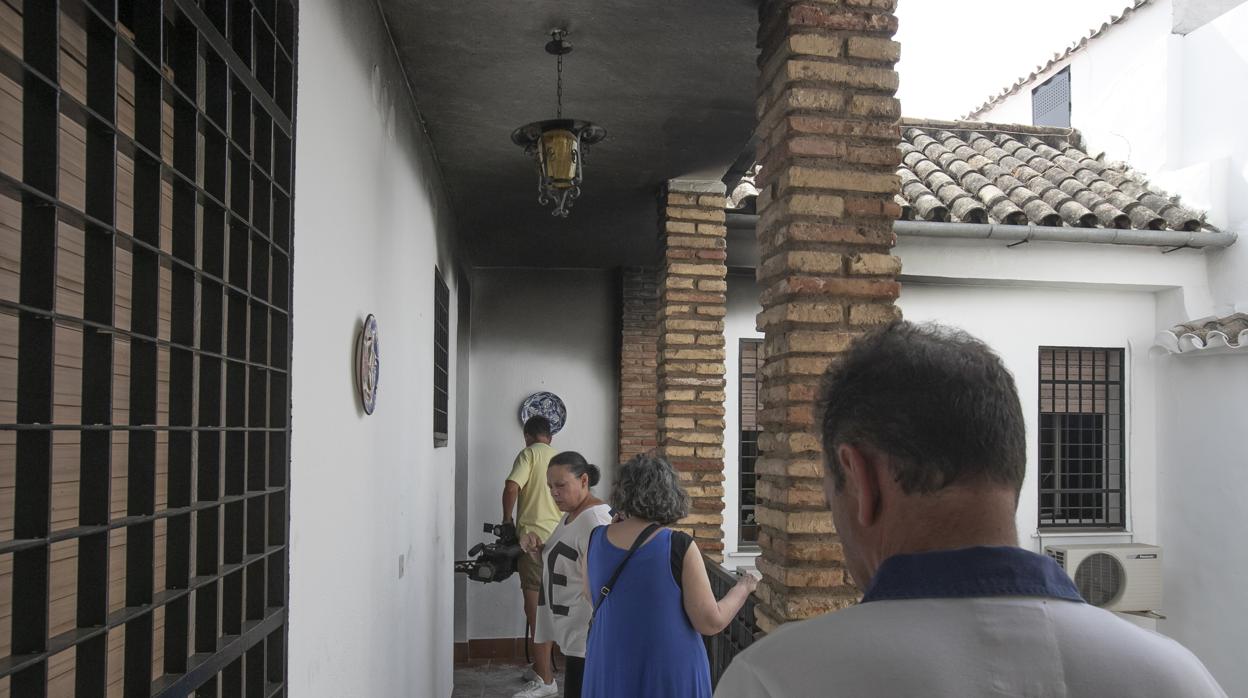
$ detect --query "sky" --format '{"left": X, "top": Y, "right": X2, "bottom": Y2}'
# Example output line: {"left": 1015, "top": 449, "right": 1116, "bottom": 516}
{"left": 895, "top": 0, "right": 1143, "bottom": 119}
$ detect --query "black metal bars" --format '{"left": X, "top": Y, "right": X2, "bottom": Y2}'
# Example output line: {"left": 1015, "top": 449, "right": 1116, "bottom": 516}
{"left": 0, "top": 0, "right": 297, "bottom": 695}
{"left": 434, "top": 270, "right": 449, "bottom": 446}
{"left": 738, "top": 339, "right": 762, "bottom": 546}
{"left": 704, "top": 558, "right": 761, "bottom": 689}
{"left": 1038, "top": 347, "right": 1126, "bottom": 529}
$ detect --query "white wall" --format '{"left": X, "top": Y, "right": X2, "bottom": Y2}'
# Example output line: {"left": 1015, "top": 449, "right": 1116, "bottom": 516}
{"left": 290, "top": 1, "right": 460, "bottom": 695}
{"left": 1157, "top": 354, "right": 1248, "bottom": 694}
{"left": 898, "top": 283, "right": 1160, "bottom": 549}
{"left": 722, "top": 273, "right": 763, "bottom": 566}
{"left": 1172, "top": 0, "right": 1248, "bottom": 33}
{"left": 721, "top": 281, "right": 1160, "bottom": 552}
{"left": 974, "top": 0, "right": 1173, "bottom": 172}
{"left": 464, "top": 268, "right": 618, "bottom": 639}
{"left": 719, "top": 238, "right": 1214, "bottom": 557}
{"left": 974, "top": 8, "right": 1248, "bottom": 686}
{"left": 1178, "top": 3, "right": 1248, "bottom": 311}
{"left": 976, "top": 0, "right": 1248, "bottom": 314}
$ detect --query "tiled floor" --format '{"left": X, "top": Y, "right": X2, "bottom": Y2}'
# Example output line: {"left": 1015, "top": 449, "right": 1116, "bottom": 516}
{"left": 451, "top": 660, "right": 567, "bottom": 698}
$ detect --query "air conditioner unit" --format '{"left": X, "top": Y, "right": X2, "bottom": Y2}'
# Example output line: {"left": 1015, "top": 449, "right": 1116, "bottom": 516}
{"left": 1044, "top": 543, "right": 1162, "bottom": 613}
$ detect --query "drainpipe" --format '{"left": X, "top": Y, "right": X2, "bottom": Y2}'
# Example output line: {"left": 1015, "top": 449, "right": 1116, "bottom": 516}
{"left": 725, "top": 213, "right": 1238, "bottom": 250}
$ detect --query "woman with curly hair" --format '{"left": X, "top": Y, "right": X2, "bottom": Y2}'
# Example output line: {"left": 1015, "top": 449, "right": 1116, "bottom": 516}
{"left": 581, "top": 455, "right": 758, "bottom": 698}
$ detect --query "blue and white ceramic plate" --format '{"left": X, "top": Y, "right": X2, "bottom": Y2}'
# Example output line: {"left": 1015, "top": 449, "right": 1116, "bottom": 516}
{"left": 356, "top": 314, "right": 380, "bottom": 415}
{"left": 519, "top": 392, "right": 566, "bottom": 435}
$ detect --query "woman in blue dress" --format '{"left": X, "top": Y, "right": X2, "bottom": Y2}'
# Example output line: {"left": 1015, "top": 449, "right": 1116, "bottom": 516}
{"left": 582, "top": 455, "right": 758, "bottom": 698}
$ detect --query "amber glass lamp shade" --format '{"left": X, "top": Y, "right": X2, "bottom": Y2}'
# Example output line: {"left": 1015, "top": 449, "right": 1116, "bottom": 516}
{"left": 540, "top": 129, "right": 579, "bottom": 189}
{"left": 511, "top": 119, "right": 606, "bottom": 217}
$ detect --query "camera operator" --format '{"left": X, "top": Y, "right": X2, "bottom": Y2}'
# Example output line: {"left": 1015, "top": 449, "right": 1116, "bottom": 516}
{"left": 501, "top": 416, "right": 562, "bottom": 694}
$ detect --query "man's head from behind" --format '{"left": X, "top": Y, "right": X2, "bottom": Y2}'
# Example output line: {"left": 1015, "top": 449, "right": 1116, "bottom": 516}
{"left": 819, "top": 321, "right": 1026, "bottom": 588}
{"left": 522, "top": 415, "right": 552, "bottom": 446}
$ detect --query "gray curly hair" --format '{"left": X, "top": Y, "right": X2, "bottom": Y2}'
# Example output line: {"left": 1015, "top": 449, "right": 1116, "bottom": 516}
{"left": 610, "top": 454, "right": 689, "bottom": 525}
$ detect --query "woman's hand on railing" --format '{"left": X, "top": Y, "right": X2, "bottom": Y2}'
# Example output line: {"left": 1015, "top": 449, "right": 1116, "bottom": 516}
{"left": 683, "top": 543, "right": 759, "bottom": 636}
{"left": 734, "top": 570, "right": 759, "bottom": 594}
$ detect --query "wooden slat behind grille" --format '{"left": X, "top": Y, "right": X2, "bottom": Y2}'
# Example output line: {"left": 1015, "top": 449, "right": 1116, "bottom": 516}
{"left": 0, "top": 0, "right": 296, "bottom": 692}
{"left": 740, "top": 340, "right": 761, "bottom": 432}
{"left": 3, "top": 1, "right": 181, "bottom": 693}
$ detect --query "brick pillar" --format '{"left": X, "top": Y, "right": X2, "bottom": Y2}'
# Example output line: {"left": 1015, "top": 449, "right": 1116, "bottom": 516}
{"left": 752, "top": 1, "right": 904, "bottom": 631}
{"left": 657, "top": 180, "right": 729, "bottom": 560}
{"left": 618, "top": 267, "right": 659, "bottom": 465}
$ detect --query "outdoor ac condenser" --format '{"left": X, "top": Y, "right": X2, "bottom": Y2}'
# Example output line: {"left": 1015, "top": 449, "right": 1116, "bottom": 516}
{"left": 1044, "top": 543, "right": 1163, "bottom": 613}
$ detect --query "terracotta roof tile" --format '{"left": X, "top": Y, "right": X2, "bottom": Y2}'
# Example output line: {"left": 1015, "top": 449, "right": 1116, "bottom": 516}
{"left": 728, "top": 118, "right": 1212, "bottom": 234}
{"left": 1156, "top": 313, "right": 1248, "bottom": 354}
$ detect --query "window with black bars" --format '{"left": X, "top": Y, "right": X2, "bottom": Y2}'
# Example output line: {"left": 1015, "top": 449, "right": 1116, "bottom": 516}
{"left": 0, "top": 0, "right": 296, "bottom": 695}
{"left": 1038, "top": 347, "right": 1125, "bottom": 529}
{"left": 738, "top": 339, "right": 762, "bottom": 547}
{"left": 433, "top": 269, "right": 448, "bottom": 447}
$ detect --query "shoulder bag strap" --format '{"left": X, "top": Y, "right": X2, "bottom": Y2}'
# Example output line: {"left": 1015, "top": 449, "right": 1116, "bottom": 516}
{"left": 592, "top": 523, "right": 661, "bottom": 619}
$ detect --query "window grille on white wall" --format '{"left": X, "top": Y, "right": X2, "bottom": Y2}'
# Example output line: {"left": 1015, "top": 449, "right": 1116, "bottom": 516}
{"left": 738, "top": 339, "right": 762, "bottom": 546}
{"left": 1038, "top": 347, "right": 1125, "bottom": 529}
{"left": 434, "top": 270, "right": 449, "bottom": 447}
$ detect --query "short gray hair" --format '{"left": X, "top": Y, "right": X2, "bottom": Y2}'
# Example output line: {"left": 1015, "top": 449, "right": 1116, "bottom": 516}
{"left": 611, "top": 455, "right": 689, "bottom": 525}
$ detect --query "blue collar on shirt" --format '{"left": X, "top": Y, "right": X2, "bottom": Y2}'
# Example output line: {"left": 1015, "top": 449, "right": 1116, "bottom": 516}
{"left": 860, "top": 546, "right": 1084, "bottom": 604}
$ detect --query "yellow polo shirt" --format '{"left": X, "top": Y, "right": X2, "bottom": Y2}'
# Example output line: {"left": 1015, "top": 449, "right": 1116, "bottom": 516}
{"left": 506, "top": 442, "right": 562, "bottom": 541}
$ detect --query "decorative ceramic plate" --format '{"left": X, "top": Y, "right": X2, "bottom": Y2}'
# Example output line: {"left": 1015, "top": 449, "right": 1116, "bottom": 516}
{"left": 519, "top": 391, "right": 566, "bottom": 435}
{"left": 356, "top": 314, "right": 380, "bottom": 415}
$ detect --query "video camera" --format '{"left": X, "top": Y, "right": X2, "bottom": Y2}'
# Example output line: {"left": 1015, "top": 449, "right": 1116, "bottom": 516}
{"left": 454, "top": 522, "right": 523, "bottom": 584}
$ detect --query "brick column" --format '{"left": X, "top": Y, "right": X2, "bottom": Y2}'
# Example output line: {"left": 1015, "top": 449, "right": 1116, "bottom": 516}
{"left": 657, "top": 180, "right": 729, "bottom": 560}
{"left": 618, "top": 267, "right": 659, "bottom": 465}
{"left": 752, "top": 0, "right": 903, "bottom": 631}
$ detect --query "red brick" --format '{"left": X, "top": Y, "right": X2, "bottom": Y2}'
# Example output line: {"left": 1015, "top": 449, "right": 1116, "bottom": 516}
{"left": 785, "top": 115, "right": 900, "bottom": 141}
{"left": 754, "top": 0, "right": 899, "bottom": 624}
{"left": 783, "top": 136, "right": 848, "bottom": 159}
{"left": 655, "top": 185, "right": 727, "bottom": 538}
{"left": 787, "top": 4, "right": 899, "bottom": 34}
{"left": 847, "top": 144, "right": 902, "bottom": 166}
{"left": 760, "top": 220, "right": 895, "bottom": 248}
{"left": 618, "top": 267, "right": 659, "bottom": 464}
{"left": 844, "top": 196, "right": 885, "bottom": 217}
{"left": 761, "top": 275, "right": 901, "bottom": 305}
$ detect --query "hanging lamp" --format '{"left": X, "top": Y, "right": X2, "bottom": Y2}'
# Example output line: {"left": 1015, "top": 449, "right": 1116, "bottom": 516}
{"left": 511, "top": 30, "right": 606, "bottom": 218}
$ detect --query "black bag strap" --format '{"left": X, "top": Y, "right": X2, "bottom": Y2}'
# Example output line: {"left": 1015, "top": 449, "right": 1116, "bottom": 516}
{"left": 592, "top": 523, "right": 661, "bottom": 619}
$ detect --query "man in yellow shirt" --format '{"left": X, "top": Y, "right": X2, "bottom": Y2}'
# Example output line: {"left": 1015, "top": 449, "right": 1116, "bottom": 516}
{"left": 502, "top": 415, "right": 562, "bottom": 693}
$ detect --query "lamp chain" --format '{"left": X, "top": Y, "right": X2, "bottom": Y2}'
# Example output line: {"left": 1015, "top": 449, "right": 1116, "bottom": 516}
{"left": 556, "top": 51, "right": 564, "bottom": 119}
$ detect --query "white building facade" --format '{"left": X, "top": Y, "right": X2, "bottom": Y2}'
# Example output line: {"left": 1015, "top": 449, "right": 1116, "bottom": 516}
{"left": 971, "top": 0, "right": 1248, "bottom": 313}
{"left": 296, "top": 0, "right": 1248, "bottom": 690}
{"left": 706, "top": 1, "right": 1248, "bottom": 690}
{"left": 291, "top": 0, "right": 1248, "bottom": 691}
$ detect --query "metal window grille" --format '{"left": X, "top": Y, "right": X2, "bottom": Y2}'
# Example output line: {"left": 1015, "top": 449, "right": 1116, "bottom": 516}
{"left": 1032, "top": 66, "right": 1071, "bottom": 128}
{"left": 1038, "top": 347, "right": 1125, "bottom": 529}
{"left": 433, "top": 269, "right": 448, "bottom": 447}
{"left": 738, "top": 339, "right": 761, "bottom": 546}
{"left": 0, "top": 0, "right": 297, "bottom": 695}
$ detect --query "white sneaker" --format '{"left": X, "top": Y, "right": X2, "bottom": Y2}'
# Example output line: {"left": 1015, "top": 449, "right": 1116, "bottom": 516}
{"left": 512, "top": 678, "right": 558, "bottom": 698}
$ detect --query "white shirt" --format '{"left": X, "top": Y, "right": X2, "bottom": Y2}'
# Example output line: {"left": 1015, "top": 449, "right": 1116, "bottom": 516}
{"left": 716, "top": 547, "right": 1225, "bottom": 698}
{"left": 533, "top": 503, "right": 613, "bottom": 658}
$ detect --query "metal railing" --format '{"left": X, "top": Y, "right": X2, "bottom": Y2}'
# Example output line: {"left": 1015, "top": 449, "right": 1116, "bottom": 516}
{"left": 704, "top": 556, "right": 764, "bottom": 688}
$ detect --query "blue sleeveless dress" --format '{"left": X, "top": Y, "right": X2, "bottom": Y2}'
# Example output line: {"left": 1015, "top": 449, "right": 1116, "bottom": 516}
{"left": 582, "top": 526, "right": 712, "bottom": 698}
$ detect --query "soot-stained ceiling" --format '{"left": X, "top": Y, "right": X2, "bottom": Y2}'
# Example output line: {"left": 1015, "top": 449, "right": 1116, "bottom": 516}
{"left": 377, "top": 1, "right": 760, "bottom": 267}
